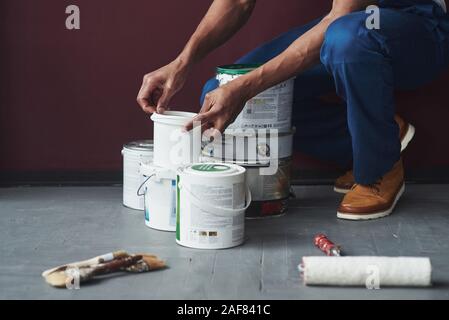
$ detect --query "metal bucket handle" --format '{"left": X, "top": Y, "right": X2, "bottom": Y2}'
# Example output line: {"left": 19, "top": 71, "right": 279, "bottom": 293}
{"left": 136, "top": 174, "right": 155, "bottom": 197}
{"left": 178, "top": 182, "right": 252, "bottom": 217}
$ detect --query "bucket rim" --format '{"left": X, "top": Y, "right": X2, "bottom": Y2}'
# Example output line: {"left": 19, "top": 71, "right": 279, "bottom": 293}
{"left": 151, "top": 111, "right": 197, "bottom": 126}
{"left": 123, "top": 140, "right": 154, "bottom": 152}
{"left": 216, "top": 64, "right": 261, "bottom": 75}
{"left": 178, "top": 162, "right": 246, "bottom": 177}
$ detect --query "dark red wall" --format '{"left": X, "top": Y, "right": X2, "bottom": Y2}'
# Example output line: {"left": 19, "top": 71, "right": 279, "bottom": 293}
{"left": 1, "top": 0, "right": 448, "bottom": 174}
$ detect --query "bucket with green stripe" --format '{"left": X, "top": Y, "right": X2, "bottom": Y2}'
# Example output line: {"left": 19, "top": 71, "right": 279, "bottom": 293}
{"left": 176, "top": 163, "right": 251, "bottom": 249}
{"left": 216, "top": 64, "right": 294, "bottom": 133}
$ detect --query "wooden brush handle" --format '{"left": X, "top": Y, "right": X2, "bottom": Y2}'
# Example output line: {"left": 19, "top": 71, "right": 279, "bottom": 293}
{"left": 93, "top": 255, "right": 142, "bottom": 275}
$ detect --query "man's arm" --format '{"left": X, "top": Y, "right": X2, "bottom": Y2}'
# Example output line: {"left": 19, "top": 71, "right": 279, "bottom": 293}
{"left": 232, "top": 0, "right": 377, "bottom": 99}
{"left": 137, "top": 0, "right": 256, "bottom": 114}
{"left": 186, "top": 0, "right": 378, "bottom": 132}
{"left": 178, "top": 0, "right": 256, "bottom": 66}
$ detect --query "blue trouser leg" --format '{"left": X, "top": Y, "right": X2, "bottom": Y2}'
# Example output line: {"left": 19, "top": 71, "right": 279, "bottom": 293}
{"left": 200, "top": 18, "right": 353, "bottom": 166}
{"left": 321, "top": 2, "right": 449, "bottom": 184}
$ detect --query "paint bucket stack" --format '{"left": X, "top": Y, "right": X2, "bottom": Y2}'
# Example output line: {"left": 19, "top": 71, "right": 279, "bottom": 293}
{"left": 137, "top": 111, "right": 198, "bottom": 232}
{"left": 137, "top": 111, "right": 252, "bottom": 250}
{"left": 201, "top": 64, "right": 295, "bottom": 218}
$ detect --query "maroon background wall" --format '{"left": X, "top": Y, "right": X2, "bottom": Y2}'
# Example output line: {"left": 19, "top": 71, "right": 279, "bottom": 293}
{"left": 1, "top": 0, "right": 449, "bottom": 181}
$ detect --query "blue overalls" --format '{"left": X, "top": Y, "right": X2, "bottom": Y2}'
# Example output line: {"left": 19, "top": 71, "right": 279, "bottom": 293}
{"left": 201, "top": 0, "right": 449, "bottom": 184}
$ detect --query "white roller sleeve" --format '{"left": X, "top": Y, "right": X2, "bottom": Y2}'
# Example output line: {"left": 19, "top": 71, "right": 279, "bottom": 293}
{"left": 301, "top": 256, "right": 432, "bottom": 287}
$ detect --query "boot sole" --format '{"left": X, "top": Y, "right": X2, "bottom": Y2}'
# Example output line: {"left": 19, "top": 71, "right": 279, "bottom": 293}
{"left": 333, "top": 186, "right": 351, "bottom": 194}
{"left": 333, "top": 123, "right": 415, "bottom": 195}
{"left": 401, "top": 123, "right": 415, "bottom": 152}
{"left": 336, "top": 183, "right": 405, "bottom": 220}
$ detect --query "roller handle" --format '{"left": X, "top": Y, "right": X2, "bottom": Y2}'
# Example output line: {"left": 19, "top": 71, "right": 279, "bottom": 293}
{"left": 314, "top": 234, "right": 341, "bottom": 256}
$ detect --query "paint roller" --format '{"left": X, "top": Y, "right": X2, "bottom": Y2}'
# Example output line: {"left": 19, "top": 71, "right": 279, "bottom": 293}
{"left": 299, "top": 234, "right": 432, "bottom": 287}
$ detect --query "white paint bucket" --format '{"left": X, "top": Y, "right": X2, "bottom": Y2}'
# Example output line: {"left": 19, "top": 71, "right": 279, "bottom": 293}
{"left": 122, "top": 140, "right": 153, "bottom": 210}
{"left": 176, "top": 163, "right": 251, "bottom": 249}
{"left": 151, "top": 111, "right": 201, "bottom": 170}
{"left": 139, "top": 162, "right": 177, "bottom": 232}
{"left": 201, "top": 156, "right": 292, "bottom": 219}
{"left": 216, "top": 64, "right": 294, "bottom": 133}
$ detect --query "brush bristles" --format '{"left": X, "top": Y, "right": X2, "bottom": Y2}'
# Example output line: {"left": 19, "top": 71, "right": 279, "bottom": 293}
{"left": 140, "top": 254, "right": 166, "bottom": 270}
{"left": 45, "top": 271, "right": 69, "bottom": 288}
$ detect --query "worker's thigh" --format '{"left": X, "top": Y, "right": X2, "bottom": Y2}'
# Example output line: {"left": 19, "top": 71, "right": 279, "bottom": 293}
{"left": 377, "top": 3, "right": 449, "bottom": 90}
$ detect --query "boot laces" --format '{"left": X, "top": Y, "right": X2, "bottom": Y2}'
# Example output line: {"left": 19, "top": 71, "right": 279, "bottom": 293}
{"left": 352, "top": 178, "right": 383, "bottom": 195}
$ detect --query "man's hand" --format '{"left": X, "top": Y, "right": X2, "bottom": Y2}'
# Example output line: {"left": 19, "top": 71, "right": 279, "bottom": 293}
{"left": 137, "top": 59, "right": 189, "bottom": 114}
{"left": 137, "top": 0, "right": 256, "bottom": 115}
{"left": 184, "top": 84, "right": 247, "bottom": 134}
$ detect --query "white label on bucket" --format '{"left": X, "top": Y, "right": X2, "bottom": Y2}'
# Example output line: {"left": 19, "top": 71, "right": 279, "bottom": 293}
{"left": 178, "top": 180, "right": 245, "bottom": 248}
{"left": 218, "top": 74, "right": 293, "bottom": 131}
{"left": 191, "top": 183, "right": 244, "bottom": 210}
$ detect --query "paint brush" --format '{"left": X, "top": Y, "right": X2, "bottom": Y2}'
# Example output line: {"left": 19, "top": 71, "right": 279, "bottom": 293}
{"left": 42, "top": 250, "right": 129, "bottom": 277}
{"left": 43, "top": 253, "right": 167, "bottom": 288}
{"left": 44, "top": 255, "right": 142, "bottom": 288}
{"left": 125, "top": 254, "right": 166, "bottom": 272}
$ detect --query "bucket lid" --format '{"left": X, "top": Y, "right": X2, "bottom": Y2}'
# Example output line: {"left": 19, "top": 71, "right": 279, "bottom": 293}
{"left": 182, "top": 163, "right": 245, "bottom": 177}
{"left": 123, "top": 140, "right": 154, "bottom": 152}
{"left": 217, "top": 64, "right": 261, "bottom": 75}
{"left": 151, "top": 111, "right": 197, "bottom": 126}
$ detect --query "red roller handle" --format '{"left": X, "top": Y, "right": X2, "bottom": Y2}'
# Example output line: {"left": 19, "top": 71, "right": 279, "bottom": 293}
{"left": 314, "top": 234, "right": 341, "bottom": 256}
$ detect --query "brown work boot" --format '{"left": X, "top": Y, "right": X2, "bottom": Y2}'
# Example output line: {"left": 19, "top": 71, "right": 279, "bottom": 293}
{"left": 337, "top": 159, "right": 405, "bottom": 220}
{"left": 333, "top": 115, "right": 414, "bottom": 194}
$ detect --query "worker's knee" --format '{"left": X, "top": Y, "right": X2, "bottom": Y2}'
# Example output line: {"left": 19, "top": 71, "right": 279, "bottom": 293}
{"left": 321, "top": 13, "right": 377, "bottom": 67}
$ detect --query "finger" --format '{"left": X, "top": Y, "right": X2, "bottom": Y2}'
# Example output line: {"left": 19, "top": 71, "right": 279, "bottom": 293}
{"left": 151, "top": 88, "right": 162, "bottom": 107}
{"left": 199, "top": 93, "right": 214, "bottom": 114}
{"left": 184, "top": 111, "right": 216, "bottom": 132}
{"left": 214, "top": 120, "right": 227, "bottom": 135}
{"left": 137, "top": 80, "right": 158, "bottom": 113}
{"left": 136, "top": 98, "right": 156, "bottom": 114}
{"left": 156, "top": 89, "right": 173, "bottom": 114}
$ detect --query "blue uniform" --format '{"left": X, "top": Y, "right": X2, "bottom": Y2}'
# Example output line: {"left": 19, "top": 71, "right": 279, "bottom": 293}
{"left": 201, "top": 0, "right": 449, "bottom": 184}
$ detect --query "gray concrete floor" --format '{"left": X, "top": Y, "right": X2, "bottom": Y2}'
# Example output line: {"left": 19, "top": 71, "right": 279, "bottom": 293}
{"left": 1, "top": 184, "right": 449, "bottom": 300}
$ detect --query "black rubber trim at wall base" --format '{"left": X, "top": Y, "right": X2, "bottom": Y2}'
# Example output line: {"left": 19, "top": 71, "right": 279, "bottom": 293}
{"left": 1, "top": 167, "right": 449, "bottom": 187}
{"left": 0, "top": 171, "right": 123, "bottom": 187}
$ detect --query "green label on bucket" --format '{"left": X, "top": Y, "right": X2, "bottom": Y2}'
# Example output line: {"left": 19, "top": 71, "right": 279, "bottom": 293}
{"left": 191, "top": 164, "right": 230, "bottom": 172}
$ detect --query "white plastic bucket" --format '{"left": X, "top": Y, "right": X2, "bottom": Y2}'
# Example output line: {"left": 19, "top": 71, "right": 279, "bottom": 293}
{"left": 176, "top": 163, "right": 251, "bottom": 249}
{"left": 122, "top": 140, "right": 153, "bottom": 210}
{"left": 200, "top": 155, "right": 292, "bottom": 219}
{"left": 216, "top": 64, "right": 294, "bottom": 133}
{"left": 139, "top": 162, "right": 177, "bottom": 232}
{"left": 151, "top": 111, "right": 201, "bottom": 170}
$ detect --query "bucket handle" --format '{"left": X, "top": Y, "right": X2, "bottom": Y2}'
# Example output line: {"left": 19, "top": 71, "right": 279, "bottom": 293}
{"left": 136, "top": 174, "right": 155, "bottom": 197}
{"left": 178, "top": 182, "right": 252, "bottom": 217}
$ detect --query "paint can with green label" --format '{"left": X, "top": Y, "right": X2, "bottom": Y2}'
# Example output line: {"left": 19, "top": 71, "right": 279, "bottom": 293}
{"left": 176, "top": 163, "right": 251, "bottom": 249}
{"left": 216, "top": 64, "right": 294, "bottom": 133}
